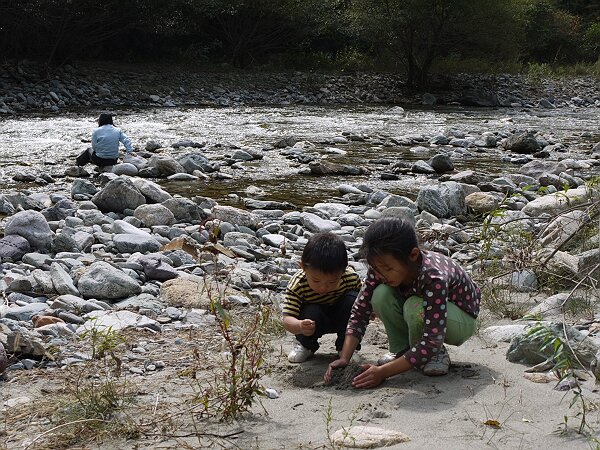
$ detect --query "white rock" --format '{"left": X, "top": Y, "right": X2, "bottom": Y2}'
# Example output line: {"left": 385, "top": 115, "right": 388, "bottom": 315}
{"left": 331, "top": 426, "right": 410, "bottom": 448}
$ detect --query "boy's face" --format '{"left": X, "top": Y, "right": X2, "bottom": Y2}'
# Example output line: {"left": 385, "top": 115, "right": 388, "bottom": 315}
{"left": 301, "top": 264, "right": 344, "bottom": 295}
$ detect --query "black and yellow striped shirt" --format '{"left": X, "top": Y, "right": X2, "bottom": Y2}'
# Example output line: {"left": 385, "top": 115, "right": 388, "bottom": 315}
{"left": 282, "top": 268, "right": 362, "bottom": 317}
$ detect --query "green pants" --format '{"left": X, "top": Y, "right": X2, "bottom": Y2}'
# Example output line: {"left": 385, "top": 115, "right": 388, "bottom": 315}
{"left": 371, "top": 284, "right": 476, "bottom": 353}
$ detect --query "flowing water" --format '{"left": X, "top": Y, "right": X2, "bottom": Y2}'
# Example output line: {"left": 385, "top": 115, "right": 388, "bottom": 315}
{"left": 0, "top": 105, "right": 598, "bottom": 207}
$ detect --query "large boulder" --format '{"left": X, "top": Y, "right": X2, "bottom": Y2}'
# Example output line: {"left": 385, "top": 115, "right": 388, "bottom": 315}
{"left": 308, "top": 160, "right": 366, "bottom": 175}
{"left": 77, "top": 261, "right": 142, "bottom": 299}
{"left": 92, "top": 177, "right": 146, "bottom": 213}
{"left": 4, "top": 210, "right": 53, "bottom": 251}
{"left": 465, "top": 191, "right": 501, "bottom": 214}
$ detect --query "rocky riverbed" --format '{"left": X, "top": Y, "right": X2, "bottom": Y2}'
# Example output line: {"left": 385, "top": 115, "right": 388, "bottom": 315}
{"left": 1, "top": 66, "right": 600, "bottom": 448}
{"left": 1, "top": 62, "right": 599, "bottom": 114}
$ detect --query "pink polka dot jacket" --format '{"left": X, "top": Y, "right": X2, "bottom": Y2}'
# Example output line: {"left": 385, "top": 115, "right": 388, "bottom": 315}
{"left": 346, "top": 250, "right": 480, "bottom": 369}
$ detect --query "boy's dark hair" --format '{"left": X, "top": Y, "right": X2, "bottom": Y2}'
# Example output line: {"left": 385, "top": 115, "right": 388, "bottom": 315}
{"left": 98, "top": 113, "right": 114, "bottom": 126}
{"left": 301, "top": 232, "right": 348, "bottom": 274}
{"left": 360, "top": 217, "right": 419, "bottom": 264}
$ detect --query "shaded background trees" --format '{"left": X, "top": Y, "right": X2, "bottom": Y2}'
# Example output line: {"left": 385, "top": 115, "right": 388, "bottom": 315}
{"left": 0, "top": 0, "right": 598, "bottom": 85}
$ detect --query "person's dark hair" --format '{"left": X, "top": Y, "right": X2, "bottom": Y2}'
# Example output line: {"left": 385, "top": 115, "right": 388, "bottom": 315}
{"left": 98, "top": 113, "right": 114, "bottom": 126}
{"left": 360, "top": 217, "right": 419, "bottom": 264}
{"left": 301, "top": 232, "right": 348, "bottom": 274}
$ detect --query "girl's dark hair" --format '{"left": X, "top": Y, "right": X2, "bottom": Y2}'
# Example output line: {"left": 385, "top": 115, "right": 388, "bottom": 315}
{"left": 302, "top": 232, "right": 348, "bottom": 274}
{"left": 360, "top": 217, "right": 419, "bottom": 264}
{"left": 98, "top": 113, "right": 114, "bottom": 126}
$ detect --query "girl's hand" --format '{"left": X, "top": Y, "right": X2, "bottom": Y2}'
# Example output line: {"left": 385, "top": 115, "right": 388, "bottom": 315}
{"left": 324, "top": 358, "right": 348, "bottom": 383}
{"left": 300, "top": 319, "right": 315, "bottom": 336}
{"left": 352, "top": 364, "right": 386, "bottom": 389}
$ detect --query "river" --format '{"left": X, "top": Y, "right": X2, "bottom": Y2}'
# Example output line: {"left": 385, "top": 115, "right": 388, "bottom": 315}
{"left": 0, "top": 105, "right": 598, "bottom": 208}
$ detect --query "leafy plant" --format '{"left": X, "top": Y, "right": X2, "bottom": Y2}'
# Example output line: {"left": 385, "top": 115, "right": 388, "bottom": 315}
{"left": 192, "top": 301, "right": 272, "bottom": 422}
{"left": 526, "top": 324, "right": 595, "bottom": 436}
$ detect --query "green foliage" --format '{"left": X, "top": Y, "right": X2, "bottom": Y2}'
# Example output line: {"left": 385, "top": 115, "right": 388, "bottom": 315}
{"left": 1, "top": 0, "right": 598, "bottom": 72}
{"left": 192, "top": 302, "right": 272, "bottom": 421}
{"left": 526, "top": 323, "right": 595, "bottom": 436}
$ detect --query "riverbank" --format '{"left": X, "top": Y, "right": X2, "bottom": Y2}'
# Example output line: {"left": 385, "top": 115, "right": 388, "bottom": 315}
{"left": 1, "top": 62, "right": 599, "bottom": 114}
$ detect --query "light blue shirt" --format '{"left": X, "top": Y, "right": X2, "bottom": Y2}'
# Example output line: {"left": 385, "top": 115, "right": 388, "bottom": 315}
{"left": 91, "top": 124, "right": 133, "bottom": 158}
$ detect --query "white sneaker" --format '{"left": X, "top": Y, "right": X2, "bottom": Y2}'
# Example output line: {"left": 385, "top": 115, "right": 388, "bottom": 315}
{"left": 288, "top": 343, "right": 314, "bottom": 363}
{"left": 423, "top": 345, "right": 450, "bottom": 376}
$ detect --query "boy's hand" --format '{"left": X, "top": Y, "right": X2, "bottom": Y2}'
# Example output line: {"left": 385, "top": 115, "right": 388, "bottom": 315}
{"left": 352, "top": 364, "right": 385, "bottom": 389}
{"left": 299, "top": 319, "right": 315, "bottom": 336}
{"left": 324, "top": 358, "right": 348, "bottom": 383}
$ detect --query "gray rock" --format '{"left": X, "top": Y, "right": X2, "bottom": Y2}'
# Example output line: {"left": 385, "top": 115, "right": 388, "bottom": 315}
{"left": 134, "top": 204, "right": 175, "bottom": 227}
{"left": 540, "top": 210, "right": 588, "bottom": 249}
{"left": 147, "top": 154, "right": 186, "bottom": 177}
{"left": 381, "top": 207, "right": 416, "bottom": 225}
{"left": 162, "top": 197, "right": 208, "bottom": 223}
{"left": 527, "top": 293, "right": 573, "bottom": 319}
{"left": 0, "top": 343, "right": 7, "bottom": 373}
{"left": 510, "top": 269, "right": 538, "bottom": 292}
{"left": 519, "top": 160, "right": 568, "bottom": 178}
{"left": 80, "top": 310, "right": 160, "bottom": 333}
{"left": 416, "top": 187, "right": 448, "bottom": 218}
{"left": 507, "top": 323, "right": 598, "bottom": 369}
{"left": 301, "top": 212, "right": 341, "bottom": 232}
{"left": 0, "top": 235, "right": 31, "bottom": 261}
{"left": 131, "top": 178, "right": 173, "bottom": 203}
{"left": 50, "top": 262, "right": 79, "bottom": 296}
{"left": 2, "top": 303, "right": 48, "bottom": 321}
{"left": 134, "top": 254, "right": 179, "bottom": 281}
{"left": 41, "top": 199, "right": 77, "bottom": 221}
{"left": 448, "top": 169, "right": 489, "bottom": 185}
{"left": 522, "top": 187, "right": 591, "bottom": 216}
{"left": 4, "top": 210, "right": 53, "bottom": 251}
{"left": 411, "top": 160, "right": 436, "bottom": 174}
{"left": 113, "top": 234, "right": 161, "bottom": 253}
{"left": 308, "top": 160, "right": 365, "bottom": 175}
{"left": 262, "top": 234, "right": 286, "bottom": 248}
{"left": 377, "top": 195, "right": 418, "bottom": 214}
{"left": 429, "top": 153, "right": 454, "bottom": 173}
{"left": 112, "top": 220, "right": 153, "bottom": 237}
{"left": 481, "top": 324, "right": 529, "bottom": 343}
{"left": 77, "top": 261, "right": 142, "bottom": 299}
{"left": 92, "top": 177, "right": 146, "bottom": 213}
{"left": 212, "top": 205, "right": 260, "bottom": 229}
{"left": 51, "top": 294, "right": 104, "bottom": 313}
{"left": 71, "top": 178, "right": 98, "bottom": 198}
{"left": 503, "top": 131, "right": 541, "bottom": 154}
{"left": 112, "top": 163, "right": 139, "bottom": 176}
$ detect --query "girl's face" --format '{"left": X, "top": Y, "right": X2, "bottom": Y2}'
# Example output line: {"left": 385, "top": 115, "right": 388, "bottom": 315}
{"left": 369, "top": 249, "right": 420, "bottom": 287}
{"left": 301, "top": 264, "right": 344, "bottom": 295}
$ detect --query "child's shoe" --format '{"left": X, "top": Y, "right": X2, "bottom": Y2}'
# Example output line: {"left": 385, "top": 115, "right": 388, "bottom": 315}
{"left": 288, "top": 343, "right": 314, "bottom": 363}
{"left": 423, "top": 345, "right": 450, "bottom": 376}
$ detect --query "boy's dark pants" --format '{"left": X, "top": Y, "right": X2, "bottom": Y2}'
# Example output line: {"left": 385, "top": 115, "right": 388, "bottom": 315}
{"left": 295, "top": 290, "right": 358, "bottom": 352}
